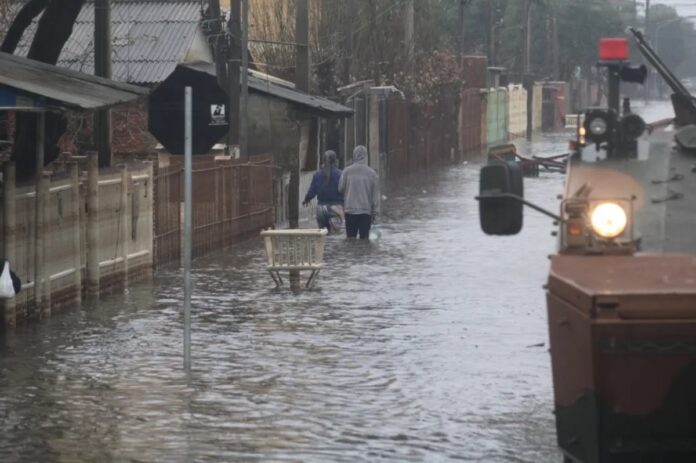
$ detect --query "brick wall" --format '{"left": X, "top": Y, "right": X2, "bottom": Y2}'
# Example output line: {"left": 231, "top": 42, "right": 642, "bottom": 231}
{"left": 58, "top": 101, "right": 159, "bottom": 157}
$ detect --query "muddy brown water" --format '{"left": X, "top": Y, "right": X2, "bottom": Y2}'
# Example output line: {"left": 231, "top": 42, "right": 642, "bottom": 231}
{"left": 0, "top": 103, "right": 669, "bottom": 462}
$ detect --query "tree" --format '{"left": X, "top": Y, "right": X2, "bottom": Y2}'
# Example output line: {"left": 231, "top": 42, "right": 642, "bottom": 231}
{"left": 1, "top": 0, "right": 85, "bottom": 180}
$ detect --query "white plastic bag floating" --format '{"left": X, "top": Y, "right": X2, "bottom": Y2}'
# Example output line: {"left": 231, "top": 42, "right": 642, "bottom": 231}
{"left": 0, "top": 259, "right": 21, "bottom": 299}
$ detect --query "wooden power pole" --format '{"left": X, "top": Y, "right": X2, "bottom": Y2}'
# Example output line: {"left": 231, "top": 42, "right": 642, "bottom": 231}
{"left": 288, "top": 0, "right": 310, "bottom": 289}
{"left": 404, "top": 0, "right": 415, "bottom": 62}
{"left": 487, "top": 0, "right": 496, "bottom": 66}
{"left": 240, "top": 0, "right": 249, "bottom": 158}
{"left": 291, "top": 0, "right": 309, "bottom": 230}
{"left": 228, "top": 0, "right": 241, "bottom": 152}
{"left": 295, "top": 0, "right": 310, "bottom": 93}
{"left": 208, "top": 0, "right": 228, "bottom": 90}
{"left": 342, "top": 0, "right": 354, "bottom": 85}
{"left": 522, "top": 0, "right": 532, "bottom": 75}
{"left": 94, "top": 0, "right": 112, "bottom": 167}
{"left": 458, "top": 0, "right": 468, "bottom": 59}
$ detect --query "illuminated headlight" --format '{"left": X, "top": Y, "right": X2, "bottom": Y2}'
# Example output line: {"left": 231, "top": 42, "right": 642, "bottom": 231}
{"left": 591, "top": 202, "right": 627, "bottom": 239}
{"left": 583, "top": 109, "right": 615, "bottom": 143}
{"left": 589, "top": 118, "right": 608, "bottom": 136}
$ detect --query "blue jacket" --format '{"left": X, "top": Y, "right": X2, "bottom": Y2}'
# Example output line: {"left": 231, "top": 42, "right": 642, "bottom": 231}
{"left": 304, "top": 167, "right": 344, "bottom": 205}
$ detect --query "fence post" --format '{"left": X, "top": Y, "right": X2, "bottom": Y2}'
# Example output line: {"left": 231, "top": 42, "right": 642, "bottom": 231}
{"left": 40, "top": 172, "right": 51, "bottom": 318}
{"left": 221, "top": 164, "right": 228, "bottom": 246}
{"left": 86, "top": 151, "right": 100, "bottom": 299}
{"left": 68, "top": 162, "right": 82, "bottom": 304}
{"left": 32, "top": 172, "right": 46, "bottom": 318}
{"left": 120, "top": 165, "right": 129, "bottom": 286}
{"left": 2, "top": 162, "right": 17, "bottom": 327}
{"left": 152, "top": 156, "right": 160, "bottom": 269}
{"left": 145, "top": 161, "right": 154, "bottom": 277}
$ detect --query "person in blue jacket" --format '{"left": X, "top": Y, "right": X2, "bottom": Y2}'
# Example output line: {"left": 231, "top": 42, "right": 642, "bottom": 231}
{"left": 303, "top": 150, "right": 344, "bottom": 231}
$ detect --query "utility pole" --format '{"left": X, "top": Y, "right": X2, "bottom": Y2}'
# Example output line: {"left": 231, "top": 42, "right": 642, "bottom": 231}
{"left": 94, "top": 0, "right": 112, "bottom": 167}
{"left": 290, "top": 0, "right": 310, "bottom": 290}
{"left": 489, "top": 0, "right": 494, "bottom": 65}
{"left": 522, "top": 0, "right": 532, "bottom": 75}
{"left": 404, "top": 0, "right": 415, "bottom": 62}
{"left": 295, "top": 0, "right": 310, "bottom": 92}
{"left": 228, "top": 0, "right": 241, "bottom": 153}
{"left": 458, "top": 0, "right": 470, "bottom": 60}
{"left": 292, "top": 0, "right": 309, "bottom": 228}
{"left": 208, "top": 0, "right": 228, "bottom": 90}
{"left": 240, "top": 0, "right": 249, "bottom": 158}
{"left": 551, "top": 10, "right": 559, "bottom": 80}
{"left": 342, "top": 0, "right": 354, "bottom": 85}
{"left": 645, "top": 0, "right": 652, "bottom": 98}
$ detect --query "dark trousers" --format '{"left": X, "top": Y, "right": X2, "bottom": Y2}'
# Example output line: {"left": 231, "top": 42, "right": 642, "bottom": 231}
{"left": 345, "top": 213, "right": 372, "bottom": 239}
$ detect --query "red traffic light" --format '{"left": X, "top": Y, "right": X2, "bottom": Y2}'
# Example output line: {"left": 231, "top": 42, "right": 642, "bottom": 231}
{"left": 599, "top": 38, "right": 629, "bottom": 61}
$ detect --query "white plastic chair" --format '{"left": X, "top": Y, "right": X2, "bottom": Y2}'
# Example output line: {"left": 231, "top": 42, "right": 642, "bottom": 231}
{"left": 260, "top": 229, "right": 328, "bottom": 288}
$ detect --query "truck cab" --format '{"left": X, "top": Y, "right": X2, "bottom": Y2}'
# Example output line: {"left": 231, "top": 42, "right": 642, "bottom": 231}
{"left": 478, "top": 34, "right": 696, "bottom": 463}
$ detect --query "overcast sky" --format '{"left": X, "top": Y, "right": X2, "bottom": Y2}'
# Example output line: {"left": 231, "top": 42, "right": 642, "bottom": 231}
{"left": 653, "top": 0, "right": 696, "bottom": 18}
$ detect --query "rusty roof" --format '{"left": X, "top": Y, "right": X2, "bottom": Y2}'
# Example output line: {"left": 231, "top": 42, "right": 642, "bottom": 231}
{"left": 0, "top": 51, "right": 148, "bottom": 110}
{"left": 8, "top": 0, "right": 207, "bottom": 84}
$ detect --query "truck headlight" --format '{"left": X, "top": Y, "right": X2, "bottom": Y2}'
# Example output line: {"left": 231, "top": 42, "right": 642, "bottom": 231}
{"left": 591, "top": 202, "right": 627, "bottom": 239}
{"left": 589, "top": 118, "right": 608, "bottom": 136}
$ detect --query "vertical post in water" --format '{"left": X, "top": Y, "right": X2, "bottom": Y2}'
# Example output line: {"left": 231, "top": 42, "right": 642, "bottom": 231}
{"left": 3, "top": 162, "right": 17, "bottom": 327}
{"left": 95, "top": 0, "right": 113, "bottom": 167}
{"left": 68, "top": 162, "right": 82, "bottom": 304}
{"left": 86, "top": 151, "right": 100, "bottom": 299}
{"left": 183, "top": 86, "right": 193, "bottom": 370}
{"left": 120, "top": 165, "right": 129, "bottom": 286}
{"left": 39, "top": 172, "right": 50, "bottom": 318}
{"left": 33, "top": 112, "right": 45, "bottom": 317}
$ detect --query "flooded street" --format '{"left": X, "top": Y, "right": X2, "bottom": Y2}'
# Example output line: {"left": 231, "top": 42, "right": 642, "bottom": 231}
{"left": 0, "top": 131, "right": 592, "bottom": 462}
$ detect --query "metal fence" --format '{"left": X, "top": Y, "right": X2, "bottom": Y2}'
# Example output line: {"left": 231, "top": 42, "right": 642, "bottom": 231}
{"left": 385, "top": 89, "right": 460, "bottom": 180}
{"left": 153, "top": 156, "right": 274, "bottom": 268}
{"left": 460, "top": 88, "right": 486, "bottom": 156}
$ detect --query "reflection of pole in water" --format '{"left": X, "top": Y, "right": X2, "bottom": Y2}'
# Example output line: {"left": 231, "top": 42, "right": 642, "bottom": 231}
{"left": 184, "top": 87, "right": 192, "bottom": 370}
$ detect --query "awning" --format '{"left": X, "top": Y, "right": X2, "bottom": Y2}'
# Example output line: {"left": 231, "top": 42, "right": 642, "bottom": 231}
{"left": 0, "top": 51, "right": 148, "bottom": 111}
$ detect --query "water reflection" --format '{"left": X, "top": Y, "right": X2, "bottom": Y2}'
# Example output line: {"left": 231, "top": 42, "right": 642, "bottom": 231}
{"left": 1, "top": 133, "right": 575, "bottom": 462}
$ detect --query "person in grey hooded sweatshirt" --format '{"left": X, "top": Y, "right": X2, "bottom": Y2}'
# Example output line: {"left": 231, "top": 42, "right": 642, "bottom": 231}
{"left": 339, "top": 145, "right": 380, "bottom": 239}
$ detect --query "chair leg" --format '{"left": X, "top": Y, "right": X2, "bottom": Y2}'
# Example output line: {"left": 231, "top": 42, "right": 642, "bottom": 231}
{"left": 269, "top": 271, "right": 281, "bottom": 287}
{"left": 275, "top": 271, "right": 284, "bottom": 286}
{"left": 306, "top": 270, "right": 320, "bottom": 288}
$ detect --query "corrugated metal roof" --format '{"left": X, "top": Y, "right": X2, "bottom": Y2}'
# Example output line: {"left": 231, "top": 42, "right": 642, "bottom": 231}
{"left": 183, "top": 62, "right": 353, "bottom": 117}
{"left": 0, "top": 51, "right": 148, "bottom": 110}
{"left": 9, "top": 1, "right": 204, "bottom": 84}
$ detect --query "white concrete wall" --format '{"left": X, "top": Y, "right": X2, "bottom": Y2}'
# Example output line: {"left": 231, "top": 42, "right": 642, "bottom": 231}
{"left": 507, "top": 84, "right": 528, "bottom": 139}
{"left": 531, "top": 84, "right": 544, "bottom": 132}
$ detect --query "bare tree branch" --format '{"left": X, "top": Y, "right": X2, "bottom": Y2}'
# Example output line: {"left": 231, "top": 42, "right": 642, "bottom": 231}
{"left": 0, "top": 0, "right": 48, "bottom": 53}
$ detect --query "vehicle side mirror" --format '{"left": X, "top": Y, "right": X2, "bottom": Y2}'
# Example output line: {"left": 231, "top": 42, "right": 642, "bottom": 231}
{"left": 478, "top": 162, "right": 524, "bottom": 235}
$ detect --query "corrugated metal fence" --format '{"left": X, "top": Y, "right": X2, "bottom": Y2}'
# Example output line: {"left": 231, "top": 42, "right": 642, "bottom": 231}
{"left": 153, "top": 155, "right": 274, "bottom": 267}
{"left": 385, "top": 89, "right": 460, "bottom": 179}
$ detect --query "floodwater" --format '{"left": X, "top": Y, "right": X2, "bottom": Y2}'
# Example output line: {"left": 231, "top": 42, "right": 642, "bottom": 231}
{"left": 0, "top": 101, "right": 667, "bottom": 463}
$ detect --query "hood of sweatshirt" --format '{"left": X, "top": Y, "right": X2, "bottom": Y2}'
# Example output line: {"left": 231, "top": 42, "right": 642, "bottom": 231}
{"left": 353, "top": 145, "right": 368, "bottom": 165}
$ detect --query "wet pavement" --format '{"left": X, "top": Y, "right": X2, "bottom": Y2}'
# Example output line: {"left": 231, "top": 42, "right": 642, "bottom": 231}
{"left": 0, "top": 106, "right": 667, "bottom": 463}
